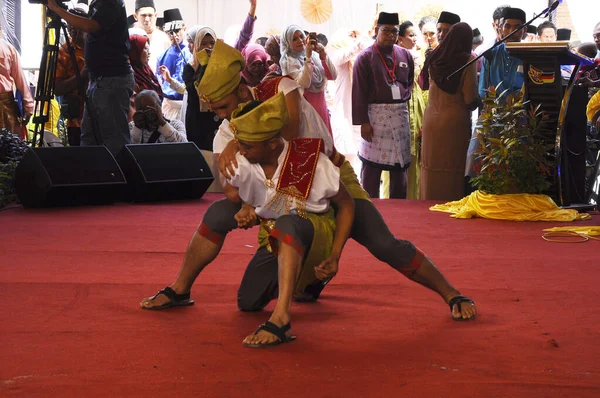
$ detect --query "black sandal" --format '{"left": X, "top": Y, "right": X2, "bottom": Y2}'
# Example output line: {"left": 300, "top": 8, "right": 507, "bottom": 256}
{"left": 243, "top": 321, "right": 297, "bottom": 348}
{"left": 142, "top": 286, "right": 194, "bottom": 310}
{"left": 448, "top": 295, "right": 476, "bottom": 321}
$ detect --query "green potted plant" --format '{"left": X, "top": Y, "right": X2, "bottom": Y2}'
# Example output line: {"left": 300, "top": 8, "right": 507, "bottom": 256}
{"left": 470, "top": 84, "right": 553, "bottom": 195}
{"left": 0, "top": 129, "right": 29, "bottom": 208}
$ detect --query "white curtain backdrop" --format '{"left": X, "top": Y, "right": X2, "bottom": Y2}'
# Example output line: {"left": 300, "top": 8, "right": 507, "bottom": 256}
{"left": 21, "top": 0, "right": 592, "bottom": 70}
{"left": 565, "top": 0, "right": 598, "bottom": 44}
{"left": 124, "top": 0, "right": 549, "bottom": 43}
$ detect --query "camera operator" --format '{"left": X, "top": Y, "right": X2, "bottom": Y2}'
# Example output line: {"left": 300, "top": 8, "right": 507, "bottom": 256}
{"left": 47, "top": 0, "right": 134, "bottom": 156}
{"left": 54, "top": 6, "right": 88, "bottom": 146}
{"left": 130, "top": 89, "right": 186, "bottom": 144}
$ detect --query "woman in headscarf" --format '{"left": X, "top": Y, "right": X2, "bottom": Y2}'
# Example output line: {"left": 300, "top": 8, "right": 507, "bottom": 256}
{"left": 263, "top": 34, "right": 282, "bottom": 81}
{"left": 240, "top": 44, "right": 269, "bottom": 87}
{"left": 280, "top": 25, "right": 337, "bottom": 133}
{"left": 419, "top": 22, "right": 480, "bottom": 201}
{"left": 129, "top": 34, "right": 163, "bottom": 120}
{"left": 419, "top": 16, "right": 439, "bottom": 51}
{"left": 183, "top": 26, "right": 221, "bottom": 150}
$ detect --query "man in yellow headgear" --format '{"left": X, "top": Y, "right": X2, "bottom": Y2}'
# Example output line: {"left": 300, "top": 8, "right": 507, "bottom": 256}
{"left": 141, "top": 40, "right": 477, "bottom": 324}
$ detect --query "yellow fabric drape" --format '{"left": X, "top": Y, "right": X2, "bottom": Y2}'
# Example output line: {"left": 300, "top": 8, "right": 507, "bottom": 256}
{"left": 430, "top": 190, "right": 591, "bottom": 221}
{"left": 543, "top": 226, "right": 600, "bottom": 237}
{"left": 340, "top": 160, "right": 371, "bottom": 201}
{"left": 26, "top": 99, "right": 61, "bottom": 140}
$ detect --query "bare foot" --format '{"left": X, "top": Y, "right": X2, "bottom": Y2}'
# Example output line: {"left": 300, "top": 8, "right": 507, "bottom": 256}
{"left": 449, "top": 295, "right": 477, "bottom": 321}
{"left": 243, "top": 315, "right": 295, "bottom": 347}
{"left": 139, "top": 286, "right": 193, "bottom": 310}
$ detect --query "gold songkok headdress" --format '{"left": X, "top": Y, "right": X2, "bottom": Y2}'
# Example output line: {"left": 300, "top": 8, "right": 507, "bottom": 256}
{"left": 195, "top": 40, "right": 246, "bottom": 104}
{"left": 229, "top": 92, "right": 290, "bottom": 142}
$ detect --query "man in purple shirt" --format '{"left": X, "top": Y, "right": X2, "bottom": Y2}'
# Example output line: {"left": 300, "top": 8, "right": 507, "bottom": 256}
{"left": 352, "top": 11, "right": 414, "bottom": 199}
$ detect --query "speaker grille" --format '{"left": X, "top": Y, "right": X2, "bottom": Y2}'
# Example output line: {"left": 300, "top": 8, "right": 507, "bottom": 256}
{"left": 125, "top": 143, "right": 211, "bottom": 182}
{"left": 33, "top": 147, "right": 126, "bottom": 185}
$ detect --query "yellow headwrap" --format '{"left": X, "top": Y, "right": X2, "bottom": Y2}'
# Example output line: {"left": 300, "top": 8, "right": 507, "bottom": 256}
{"left": 229, "top": 92, "right": 290, "bottom": 142}
{"left": 195, "top": 40, "right": 246, "bottom": 103}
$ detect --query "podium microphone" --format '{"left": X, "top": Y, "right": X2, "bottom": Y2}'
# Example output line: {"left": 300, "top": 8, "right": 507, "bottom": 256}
{"left": 545, "top": 0, "right": 562, "bottom": 17}
{"left": 447, "top": 1, "right": 563, "bottom": 80}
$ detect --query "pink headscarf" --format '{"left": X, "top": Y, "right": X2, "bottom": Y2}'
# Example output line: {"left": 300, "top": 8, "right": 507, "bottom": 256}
{"left": 241, "top": 44, "right": 269, "bottom": 87}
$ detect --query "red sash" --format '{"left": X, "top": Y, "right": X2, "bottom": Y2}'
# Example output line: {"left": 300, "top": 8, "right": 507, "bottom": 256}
{"left": 254, "top": 75, "right": 292, "bottom": 101}
{"left": 266, "top": 138, "right": 324, "bottom": 218}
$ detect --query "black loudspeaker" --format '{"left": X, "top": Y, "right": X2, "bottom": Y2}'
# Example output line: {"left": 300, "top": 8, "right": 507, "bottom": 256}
{"left": 116, "top": 143, "right": 214, "bottom": 201}
{"left": 15, "top": 146, "right": 126, "bottom": 208}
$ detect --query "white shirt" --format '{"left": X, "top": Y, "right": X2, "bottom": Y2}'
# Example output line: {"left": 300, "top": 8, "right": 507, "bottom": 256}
{"left": 228, "top": 140, "right": 340, "bottom": 220}
{"left": 148, "top": 29, "right": 172, "bottom": 73}
{"left": 212, "top": 77, "right": 334, "bottom": 156}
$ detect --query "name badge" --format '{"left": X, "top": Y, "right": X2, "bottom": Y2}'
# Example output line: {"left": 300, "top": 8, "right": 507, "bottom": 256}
{"left": 391, "top": 84, "right": 401, "bottom": 100}
{"left": 517, "top": 65, "right": 524, "bottom": 73}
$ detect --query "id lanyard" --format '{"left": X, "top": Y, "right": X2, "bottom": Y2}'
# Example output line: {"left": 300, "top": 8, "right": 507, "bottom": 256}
{"left": 374, "top": 44, "right": 401, "bottom": 100}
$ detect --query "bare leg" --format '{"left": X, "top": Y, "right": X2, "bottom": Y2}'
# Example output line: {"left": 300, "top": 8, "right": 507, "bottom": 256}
{"left": 242, "top": 242, "right": 301, "bottom": 345}
{"left": 140, "top": 231, "right": 222, "bottom": 308}
{"left": 140, "top": 199, "right": 240, "bottom": 309}
{"left": 350, "top": 199, "right": 476, "bottom": 319}
{"left": 408, "top": 254, "right": 476, "bottom": 320}
{"left": 242, "top": 214, "right": 314, "bottom": 345}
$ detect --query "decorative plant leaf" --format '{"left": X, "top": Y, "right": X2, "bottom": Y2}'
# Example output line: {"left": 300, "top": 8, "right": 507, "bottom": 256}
{"left": 0, "top": 129, "right": 29, "bottom": 208}
{"left": 470, "top": 89, "right": 553, "bottom": 195}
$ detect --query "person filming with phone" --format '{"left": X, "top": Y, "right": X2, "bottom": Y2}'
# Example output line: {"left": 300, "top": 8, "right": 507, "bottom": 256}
{"left": 129, "top": 90, "right": 187, "bottom": 144}
{"left": 280, "top": 25, "right": 337, "bottom": 134}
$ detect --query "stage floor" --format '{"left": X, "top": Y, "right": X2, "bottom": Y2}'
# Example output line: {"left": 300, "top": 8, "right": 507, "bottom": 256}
{"left": 1, "top": 194, "right": 599, "bottom": 397}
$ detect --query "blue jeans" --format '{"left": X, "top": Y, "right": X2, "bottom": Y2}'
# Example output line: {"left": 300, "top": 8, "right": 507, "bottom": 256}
{"left": 81, "top": 72, "right": 134, "bottom": 155}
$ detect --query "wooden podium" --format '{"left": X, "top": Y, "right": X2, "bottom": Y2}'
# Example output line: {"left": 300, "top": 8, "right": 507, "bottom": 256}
{"left": 506, "top": 42, "right": 593, "bottom": 206}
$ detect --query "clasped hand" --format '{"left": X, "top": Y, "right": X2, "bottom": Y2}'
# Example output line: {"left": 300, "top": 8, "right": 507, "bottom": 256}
{"left": 234, "top": 204, "right": 257, "bottom": 229}
{"left": 314, "top": 254, "right": 339, "bottom": 280}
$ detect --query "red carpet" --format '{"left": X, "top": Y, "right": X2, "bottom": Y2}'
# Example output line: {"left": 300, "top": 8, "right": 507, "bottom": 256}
{"left": 1, "top": 194, "right": 599, "bottom": 397}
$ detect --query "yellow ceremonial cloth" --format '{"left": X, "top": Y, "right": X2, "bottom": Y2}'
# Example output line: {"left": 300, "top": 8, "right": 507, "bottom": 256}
{"left": 430, "top": 190, "right": 591, "bottom": 221}
{"left": 339, "top": 160, "right": 371, "bottom": 201}
{"left": 543, "top": 226, "right": 600, "bottom": 237}
{"left": 258, "top": 208, "right": 336, "bottom": 294}
{"left": 26, "top": 98, "right": 61, "bottom": 139}
{"left": 587, "top": 90, "right": 600, "bottom": 122}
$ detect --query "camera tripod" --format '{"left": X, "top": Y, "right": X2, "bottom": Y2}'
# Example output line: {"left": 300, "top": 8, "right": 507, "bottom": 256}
{"left": 30, "top": 8, "right": 95, "bottom": 147}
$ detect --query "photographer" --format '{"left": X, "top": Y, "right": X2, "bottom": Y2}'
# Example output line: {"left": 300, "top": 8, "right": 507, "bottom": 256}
{"left": 47, "top": 0, "right": 134, "bottom": 155}
{"left": 130, "top": 90, "right": 186, "bottom": 144}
